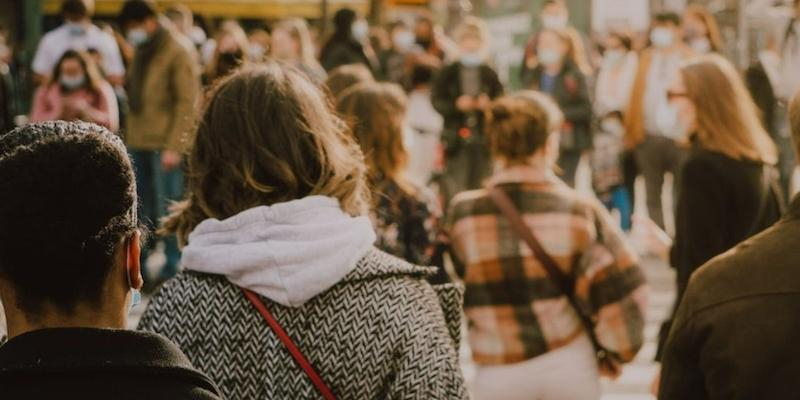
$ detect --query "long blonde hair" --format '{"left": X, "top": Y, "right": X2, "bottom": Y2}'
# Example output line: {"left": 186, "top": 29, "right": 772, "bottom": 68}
{"left": 681, "top": 54, "right": 777, "bottom": 165}
{"left": 274, "top": 18, "right": 322, "bottom": 70}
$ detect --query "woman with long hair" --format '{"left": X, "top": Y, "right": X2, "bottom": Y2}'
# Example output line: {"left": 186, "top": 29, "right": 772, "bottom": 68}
{"left": 524, "top": 28, "right": 592, "bottom": 188}
{"left": 204, "top": 21, "right": 249, "bottom": 84}
{"left": 337, "top": 81, "right": 440, "bottom": 268}
{"left": 271, "top": 18, "right": 326, "bottom": 84}
{"left": 138, "top": 63, "right": 466, "bottom": 399}
{"left": 30, "top": 50, "right": 118, "bottom": 131}
{"left": 683, "top": 5, "right": 724, "bottom": 54}
{"left": 447, "top": 91, "right": 646, "bottom": 399}
{"left": 658, "top": 54, "right": 783, "bottom": 358}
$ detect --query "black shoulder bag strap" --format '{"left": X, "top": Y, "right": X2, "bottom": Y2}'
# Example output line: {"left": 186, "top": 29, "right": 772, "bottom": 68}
{"left": 489, "top": 186, "right": 620, "bottom": 374}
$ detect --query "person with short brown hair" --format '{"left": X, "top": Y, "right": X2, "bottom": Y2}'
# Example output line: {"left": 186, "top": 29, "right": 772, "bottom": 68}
{"left": 447, "top": 90, "right": 647, "bottom": 400}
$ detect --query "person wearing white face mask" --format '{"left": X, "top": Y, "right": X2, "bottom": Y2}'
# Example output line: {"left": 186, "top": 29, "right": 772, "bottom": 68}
{"left": 118, "top": 0, "right": 200, "bottom": 291}
{"left": 431, "top": 17, "right": 503, "bottom": 202}
{"left": 653, "top": 55, "right": 783, "bottom": 395}
{"left": 525, "top": 28, "right": 592, "bottom": 188}
{"left": 593, "top": 31, "right": 639, "bottom": 230}
{"left": 624, "top": 12, "right": 694, "bottom": 232}
{"left": 30, "top": 50, "right": 118, "bottom": 131}
{"left": 683, "top": 5, "right": 724, "bottom": 55}
{"left": 320, "top": 8, "right": 378, "bottom": 74}
{"left": 520, "top": 0, "right": 591, "bottom": 85}
{"left": 379, "top": 21, "right": 415, "bottom": 85}
{"left": 32, "top": 0, "right": 126, "bottom": 87}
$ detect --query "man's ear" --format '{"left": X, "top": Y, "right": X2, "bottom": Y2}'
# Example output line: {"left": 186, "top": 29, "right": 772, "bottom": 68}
{"left": 127, "top": 230, "right": 143, "bottom": 290}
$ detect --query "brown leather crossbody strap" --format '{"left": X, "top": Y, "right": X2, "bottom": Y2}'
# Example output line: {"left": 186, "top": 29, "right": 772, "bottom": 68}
{"left": 489, "top": 187, "right": 616, "bottom": 368}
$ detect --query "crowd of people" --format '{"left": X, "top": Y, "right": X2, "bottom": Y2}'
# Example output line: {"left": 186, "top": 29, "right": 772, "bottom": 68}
{"left": 0, "top": 0, "right": 800, "bottom": 398}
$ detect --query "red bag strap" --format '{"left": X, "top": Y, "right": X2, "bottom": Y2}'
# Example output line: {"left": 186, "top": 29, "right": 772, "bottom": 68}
{"left": 241, "top": 288, "right": 337, "bottom": 400}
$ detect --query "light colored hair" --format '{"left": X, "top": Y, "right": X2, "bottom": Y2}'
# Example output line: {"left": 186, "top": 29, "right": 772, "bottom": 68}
{"left": 680, "top": 54, "right": 777, "bottom": 165}
{"left": 684, "top": 5, "right": 724, "bottom": 52}
{"left": 274, "top": 18, "right": 322, "bottom": 71}
{"left": 486, "top": 90, "right": 564, "bottom": 164}
{"left": 790, "top": 89, "right": 800, "bottom": 159}
{"left": 539, "top": 28, "right": 592, "bottom": 76}
{"left": 454, "top": 16, "right": 490, "bottom": 44}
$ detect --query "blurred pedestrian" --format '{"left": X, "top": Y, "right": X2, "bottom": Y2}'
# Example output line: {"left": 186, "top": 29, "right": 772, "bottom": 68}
{"left": 204, "top": 21, "right": 249, "bottom": 84}
{"left": 119, "top": 0, "right": 200, "bottom": 289}
{"left": 414, "top": 16, "right": 446, "bottom": 62}
{"left": 525, "top": 28, "right": 592, "bottom": 188}
{"left": 594, "top": 31, "right": 639, "bottom": 230}
{"left": 658, "top": 88, "right": 800, "bottom": 400}
{"left": 447, "top": 91, "right": 647, "bottom": 400}
{"left": 30, "top": 50, "right": 118, "bottom": 131}
{"left": 405, "top": 62, "right": 444, "bottom": 187}
{"left": 320, "top": 8, "right": 377, "bottom": 73}
{"left": 520, "top": 0, "right": 591, "bottom": 83}
{"left": 337, "top": 82, "right": 440, "bottom": 267}
{"left": 379, "top": 20, "right": 414, "bottom": 84}
{"left": 0, "top": 121, "right": 222, "bottom": 399}
{"left": 624, "top": 12, "right": 694, "bottom": 230}
{"left": 656, "top": 54, "right": 783, "bottom": 361}
{"left": 0, "top": 33, "right": 15, "bottom": 134}
{"left": 138, "top": 64, "right": 467, "bottom": 399}
{"left": 165, "top": 4, "right": 206, "bottom": 50}
{"left": 246, "top": 28, "right": 270, "bottom": 63}
{"left": 32, "top": 0, "right": 125, "bottom": 86}
{"left": 746, "top": 0, "right": 800, "bottom": 197}
{"left": 324, "top": 63, "right": 374, "bottom": 100}
{"left": 683, "top": 5, "right": 725, "bottom": 54}
{"left": 271, "top": 18, "right": 326, "bottom": 84}
{"left": 431, "top": 17, "right": 503, "bottom": 202}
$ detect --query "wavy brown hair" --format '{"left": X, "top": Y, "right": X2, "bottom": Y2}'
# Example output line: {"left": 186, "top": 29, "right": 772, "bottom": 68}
{"left": 162, "top": 63, "right": 370, "bottom": 246}
{"left": 335, "top": 82, "right": 408, "bottom": 188}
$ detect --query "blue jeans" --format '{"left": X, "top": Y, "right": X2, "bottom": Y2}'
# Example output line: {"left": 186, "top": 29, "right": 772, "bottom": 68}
{"left": 131, "top": 149, "right": 183, "bottom": 280}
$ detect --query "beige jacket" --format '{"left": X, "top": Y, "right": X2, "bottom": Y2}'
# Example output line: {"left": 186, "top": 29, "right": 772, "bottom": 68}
{"left": 125, "top": 29, "right": 199, "bottom": 152}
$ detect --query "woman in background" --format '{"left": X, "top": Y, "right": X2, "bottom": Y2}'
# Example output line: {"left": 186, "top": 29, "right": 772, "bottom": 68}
{"left": 683, "top": 5, "right": 724, "bottom": 54}
{"left": 30, "top": 50, "right": 118, "bottom": 131}
{"left": 271, "top": 18, "right": 326, "bottom": 84}
{"left": 337, "top": 81, "right": 440, "bottom": 268}
{"left": 525, "top": 28, "right": 592, "bottom": 188}
{"left": 204, "top": 21, "right": 249, "bottom": 84}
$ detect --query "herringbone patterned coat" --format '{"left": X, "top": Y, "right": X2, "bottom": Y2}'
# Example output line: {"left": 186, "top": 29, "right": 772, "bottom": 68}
{"left": 138, "top": 249, "right": 468, "bottom": 399}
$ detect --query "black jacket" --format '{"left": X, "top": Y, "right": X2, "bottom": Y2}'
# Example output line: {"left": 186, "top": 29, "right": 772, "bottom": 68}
{"left": 0, "top": 328, "right": 222, "bottom": 400}
{"left": 319, "top": 36, "right": 374, "bottom": 73}
{"left": 525, "top": 62, "right": 592, "bottom": 152}
{"left": 431, "top": 62, "right": 503, "bottom": 133}
{"left": 659, "top": 194, "right": 800, "bottom": 400}
{"left": 745, "top": 61, "right": 777, "bottom": 137}
{"left": 657, "top": 148, "right": 783, "bottom": 359}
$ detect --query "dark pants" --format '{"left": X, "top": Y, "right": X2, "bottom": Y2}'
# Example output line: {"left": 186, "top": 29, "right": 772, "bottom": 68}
{"left": 131, "top": 150, "right": 183, "bottom": 281}
{"left": 557, "top": 150, "right": 582, "bottom": 188}
{"left": 441, "top": 134, "right": 491, "bottom": 203}
{"left": 634, "top": 135, "right": 687, "bottom": 230}
{"left": 775, "top": 103, "right": 796, "bottom": 200}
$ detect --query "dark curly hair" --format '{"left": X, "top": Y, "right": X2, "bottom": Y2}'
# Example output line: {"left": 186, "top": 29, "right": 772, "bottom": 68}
{"left": 0, "top": 121, "right": 138, "bottom": 316}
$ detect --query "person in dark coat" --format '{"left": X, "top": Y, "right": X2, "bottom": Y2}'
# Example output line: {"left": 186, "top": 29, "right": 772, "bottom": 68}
{"left": 431, "top": 17, "right": 503, "bottom": 202}
{"left": 655, "top": 55, "right": 783, "bottom": 361}
{"left": 525, "top": 28, "right": 592, "bottom": 187}
{"left": 0, "top": 121, "right": 222, "bottom": 400}
{"left": 658, "top": 88, "right": 800, "bottom": 400}
{"left": 319, "top": 8, "right": 376, "bottom": 73}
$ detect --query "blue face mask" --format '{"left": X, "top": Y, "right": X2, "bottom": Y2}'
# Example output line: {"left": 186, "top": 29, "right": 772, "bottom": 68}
{"left": 460, "top": 52, "right": 483, "bottom": 67}
{"left": 127, "top": 28, "right": 150, "bottom": 47}
{"left": 66, "top": 22, "right": 86, "bottom": 36}
{"left": 129, "top": 288, "right": 141, "bottom": 312}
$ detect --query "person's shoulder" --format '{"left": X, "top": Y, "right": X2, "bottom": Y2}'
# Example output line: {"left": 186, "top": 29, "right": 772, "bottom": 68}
{"left": 448, "top": 187, "right": 490, "bottom": 218}
{"left": 37, "top": 25, "right": 67, "bottom": 48}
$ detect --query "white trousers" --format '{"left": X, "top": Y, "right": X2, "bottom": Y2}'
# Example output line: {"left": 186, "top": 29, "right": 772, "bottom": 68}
{"left": 471, "top": 335, "right": 601, "bottom": 400}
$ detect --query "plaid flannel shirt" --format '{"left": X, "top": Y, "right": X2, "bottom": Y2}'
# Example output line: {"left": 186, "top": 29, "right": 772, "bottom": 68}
{"left": 447, "top": 165, "right": 647, "bottom": 365}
